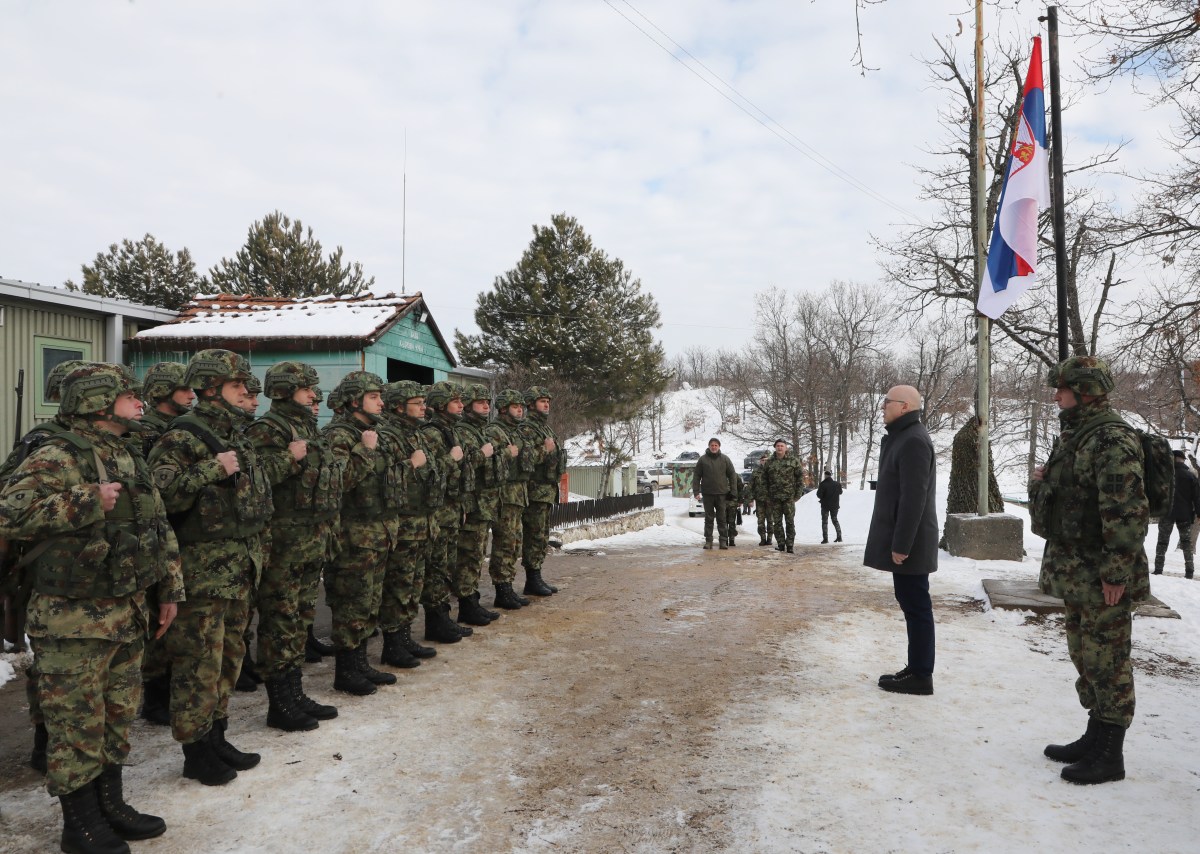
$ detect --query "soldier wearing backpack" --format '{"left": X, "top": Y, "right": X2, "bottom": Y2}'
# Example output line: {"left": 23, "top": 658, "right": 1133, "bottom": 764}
{"left": 1154, "top": 449, "right": 1200, "bottom": 578}
{"left": 1030, "top": 356, "right": 1150, "bottom": 786}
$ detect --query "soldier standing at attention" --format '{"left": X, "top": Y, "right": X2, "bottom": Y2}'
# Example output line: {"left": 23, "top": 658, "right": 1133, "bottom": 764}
{"left": 519, "top": 386, "right": 565, "bottom": 596}
{"left": 418, "top": 382, "right": 474, "bottom": 642}
{"left": 135, "top": 362, "right": 193, "bottom": 728}
{"left": 322, "top": 372, "right": 400, "bottom": 695}
{"left": 149, "top": 349, "right": 271, "bottom": 785}
{"left": 816, "top": 469, "right": 843, "bottom": 544}
{"left": 763, "top": 439, "right": 805, "bottom": 553}
{"left": 454, "top": 385, "right": 506, "bottom": 626}
{"left": 233, "top": 373, "right": 266, "bottom": 693}
{"left": 489, "top": 389, "right": 537, "bottom": 609}
{"left": 1031, "top": 357, "right": 1150, "bottom": 785}
{"left": 1, "top": 364, "right": 184, "bottom": 852}
{"left": 245, "top": 361, "right": 343, "bottom": 731}
{"left": 749, "top": 453, "right": 774, "bottom": 547}
{"left": 377, "top": 381, "right": 442, "bottom": 664}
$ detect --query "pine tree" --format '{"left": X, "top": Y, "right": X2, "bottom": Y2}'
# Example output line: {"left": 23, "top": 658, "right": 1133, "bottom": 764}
{"left": 209, "top": 211, "right": 374, "bottom": 298}
{"left": 455, "top": 213, "right": 669, "bottom": 422}
{"left": 65, "top": 233, "right": 206, "bottom": 311}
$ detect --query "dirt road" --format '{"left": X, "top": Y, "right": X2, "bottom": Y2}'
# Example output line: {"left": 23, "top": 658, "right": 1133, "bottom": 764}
{"left": 1, "top": 541, "right": 900, "bottom": 852}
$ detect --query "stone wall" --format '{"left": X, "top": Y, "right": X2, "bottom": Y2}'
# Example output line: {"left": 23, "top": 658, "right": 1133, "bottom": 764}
{"left": 551, "top": 508, "right": 666, "bottom": 546}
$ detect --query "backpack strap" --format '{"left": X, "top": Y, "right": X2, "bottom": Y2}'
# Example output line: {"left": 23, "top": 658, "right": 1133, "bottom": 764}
{"left": 169, "top": 415, "right": 229, "bottom": 456}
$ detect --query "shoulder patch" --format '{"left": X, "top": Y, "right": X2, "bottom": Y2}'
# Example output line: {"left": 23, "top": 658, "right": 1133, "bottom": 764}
{"left": 1102, "top": 472, "right": 1126, "bottom": 495}
{"left": 153, "top": 467, "right": 177, "bottom": 489}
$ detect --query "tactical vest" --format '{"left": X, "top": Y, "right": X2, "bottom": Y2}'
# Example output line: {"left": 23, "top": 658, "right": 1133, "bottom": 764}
{"left": 259, "top": 411, "right": 342, "bottom": 521}
{"left": 423, "top": 416, "right": 476, "bottom": 501}
{"left": 168, "top": 413, "right": 273, "bottom": 544}
{"left": 325, "top": 420, "right": 406, "bottom": 522}
{"left": 26, "top": 432, "right": 168, "bottom": 599}
{"left": 1, "top": 421, "right": 68, "bottom": 483}
{"left": 138, "top": 409, "right": 173, "bottom": 457}
{"left": 461, "top": 416, "right": 506, "bottom": 489}
{"left": 526, "top": 416, "right": 564, "bottom": 486}
{"left": 497, "top": 419, "right": 533, "bottom": 482}
{"left": 383, "top": 416, "right": 445, "bottom": 514}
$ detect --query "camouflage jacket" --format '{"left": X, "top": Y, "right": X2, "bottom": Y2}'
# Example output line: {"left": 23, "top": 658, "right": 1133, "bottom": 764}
{"left": 0, "top": 418, "right": 184, "bottom": 642}
{"left": 323, "top": 413, "right": 398, "bottom": 553}
{"left": 762, "top": 454, "right": 804, "bottom": 502}
{"left": 379, "top": 412, "right": 442, "bottom": 540}
{"left": 749, "top": 466, "right": 771, "bottom": 504}
{"left": 421, "top": 411, "right": 473, "bottom": 512}
{"left": 137, "top": 408, "right": 175, "bottom": 458}
{"left": 519, "top": 411, "right": 566, "bottom": 504}
{"left": 147, "top": 400, "right": 269, "bottom": 600}
{"left": 493, "top": 415, "right": 538, "bottom": 507}
{"left": 458, "top": 413, "right": 507, "bottom": 523}
{"left": 1031, "top": 399, "right": 1150, "bottom": 605}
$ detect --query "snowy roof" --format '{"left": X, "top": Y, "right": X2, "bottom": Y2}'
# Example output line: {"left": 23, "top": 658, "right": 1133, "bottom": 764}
{"left": 133, "top": 291, "right": 423, "bottom": 345}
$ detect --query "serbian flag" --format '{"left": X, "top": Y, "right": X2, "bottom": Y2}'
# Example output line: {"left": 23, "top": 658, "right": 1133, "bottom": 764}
{"left": 976, "top": 37, "right": 1052, "bottom": 319}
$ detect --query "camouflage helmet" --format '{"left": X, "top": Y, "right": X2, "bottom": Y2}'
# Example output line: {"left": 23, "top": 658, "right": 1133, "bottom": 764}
{"left": 383, "top": 380, "right": 425, "bottom": 409}
{"left": 328, "top": 371, "right": 384, "bottom": 411}
{"left": 59, "top": 364, "right": 142, "bottom": 416}
{"left": 425, "top": 381, "right": 463, "bottom": 410}
{"left": 244, "top": 374, "right": 263, "bottom": 396}
{"left": 463, "top": 384, "right": 491, "bottom": 405}
{"left": 524, "top": 385, "right": 553, "bottom": 405}
{"left": 184, "top": 349, "right": 253, "bottom": 391}
{"left": 311, "top": 386, "right": 324, "bottom": 403}
{"left": 1048, "top": 355, "right": 1115, "bottom": 397}
{"left": 264, "top": 360, "right": 321, "bottom": 401}
{"left": 495, "top": 388, "right": 525, "bottom": 409}
{"left": 45, "top": 359, "right": 89, "bottom": 403}
{"left": 142, "top": 361, "right": 189, "bottom": 402}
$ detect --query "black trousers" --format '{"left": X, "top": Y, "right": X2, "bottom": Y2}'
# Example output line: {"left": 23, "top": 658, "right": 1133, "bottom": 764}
{"left": 892, "top": 573, "right": 935, "bottom": 676}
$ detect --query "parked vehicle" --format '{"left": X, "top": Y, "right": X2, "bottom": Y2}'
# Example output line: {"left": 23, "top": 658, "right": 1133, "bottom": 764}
{"left": 688, "top": 494, "right": 704, "bottom": 517}
{"left": 637, "top": 474, "right": 655, "bottom": 494}
{"left": 675, "top": 450, "right": 700, "bottom": 461}
{"left": 642, "top": 465, "right": 674, "bottom": 489}
{"left": 744, "top": 449, "right": 772, "bottom": 469}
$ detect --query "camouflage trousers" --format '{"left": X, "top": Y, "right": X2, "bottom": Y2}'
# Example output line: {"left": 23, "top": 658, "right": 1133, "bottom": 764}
{"left": 770, "top": 499, "right": 796, "bottom": 545}
{"left": 379, "top": 520, "right": 433, "bottom": 632}
{"left": 257, "top": 558, "right": 322, "bottom": 678}
{"left": 489, "top": 502, "right": 524, "bottom": 584}
{"left": 1155, "top": 518, "right": 1195, "bottom": 574}
{"left": 701, "top": 494, "right": 729, "bottom": 543}
{"left": 756, "top": 501, "right": 775, "bottom": 540}
{"left": 325, "top": 543, "right": 388, "bottom": 650}
{"left": 454, "top": 518, "right": 490, "bottom": 599}
{"left": 163, "top": 596, "right": 250, "bottom": 744}
{"left": 422, "top": 506, "right": 463, "bottom": 609}
{"left": 141, "top": 587, "right": 171, "bottom": 681}
{"left": 724, "top": 501, "right": 742, "bottom": 540}
{"left": 521, "top": 500, "right": 552, "bottom": 573}
{"left": 31, "top": 635, "right": 143, "bottom": 797}
{"left": 26, "top": 660, "right": 42, "bottom": 726}
{"left": 1064, "top": 600, "right": 1135, "bottom": 728}
{"left": 821, "top": 507, "right": 842, "bottom": 541}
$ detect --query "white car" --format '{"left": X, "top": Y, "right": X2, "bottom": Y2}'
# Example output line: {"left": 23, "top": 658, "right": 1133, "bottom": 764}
{"left": 688, "top": 494, "right": 704, "bottom": 517}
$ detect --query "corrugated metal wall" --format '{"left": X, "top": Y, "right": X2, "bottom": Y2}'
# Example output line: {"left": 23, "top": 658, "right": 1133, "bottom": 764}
{"left": 1, "top": 302, "right": 106, "bottom": 451}
{"left": 564, "top": 463, "right": 637, "bottom": 499}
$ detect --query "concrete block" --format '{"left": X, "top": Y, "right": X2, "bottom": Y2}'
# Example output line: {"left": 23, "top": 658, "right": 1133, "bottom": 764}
{"left": 944, "top": 512, "right": 1024, "bottom": 561}
{"left": 982, "top": 579, "right": 1180, "bottom": 619}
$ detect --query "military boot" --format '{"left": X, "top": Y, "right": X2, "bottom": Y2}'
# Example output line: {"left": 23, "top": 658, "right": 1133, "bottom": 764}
{"left": 31, "top": 722, "right": 48, "bottom": 773}
{"left": 210, "top": 718, "right": 260, "bottom": 771}
{"left": 494, "top": 581, "right": 526, "bottom": 610}
{"left": 380, "top": 630, "right": 422, "bottom": 668}
{"left": 458, "top": 595, "right": 496, "bottom": 626}
{"left": 354, "top": 643, "right": 397, "bottom": 685}
{"left": 718, "top": 537, "right": 729, "bottom": 550}
{"left": 775, "top": 542, "right": 785, "bottom": 552}
{"left": 474, "top": 592, "right": 501, "bottom": 621}
{"left": 288, "top": 667, "right": 338, "bottom": 720}
{"left": 423, "top": 604, "right": 464, "bottom": 643}
{"left": 94, "top": 764, "right": 166, "bottom": 841}
{"left": 765, "top": 534, "right": 773, "bottom": 546}
{"left": 1061, "top": 722, "right": 1126, "bottom": 784}
{"left": 265, "top": 675, "right": 319, "bottom": 733}
{"left": 181, "top": 731, "right": 237, "bottom": 786}
{"left": 305, "top": 625, "right": 335, "bottom": 662}
{"left": 399, "top": 623, "right": 437, "bottom": 658}
{"left": 758, "top": 535, "right": 768, "bottom": 546}
{"left": 140, "top": 675, "right": 170, "bottom": 726}
{"left": 236, "top": 648, "right": 262, "bottom": 692}
{"left": 728, "top": 534, "right": 736, "bottom": 547}
{"left": 333, "top": 648, "right": 376, "bottom": 696}
{"left": 1044, "top": 716, "right": 1100, "bottom": 763}
{"left": 786, "top": 543, "right": 794, "bottom": 554}
{"left": 523, "top": 569, "right": 555, "bottom": 596}
{"left": 59, "top": 780, "right": 130, "bottom": 854}
{"left": 1153, "top": 557, "right": 1164, "bottom": 574}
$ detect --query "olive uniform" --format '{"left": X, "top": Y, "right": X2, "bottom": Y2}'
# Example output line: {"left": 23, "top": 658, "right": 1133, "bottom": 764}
{"left": 454, "top": 385, "right": 508, "bottom": 623}
{"left": 489, "top": 390, "right": 538, "bottom": 609}
{"left": 519, "top": 386, "right": 565, "bottom": 595}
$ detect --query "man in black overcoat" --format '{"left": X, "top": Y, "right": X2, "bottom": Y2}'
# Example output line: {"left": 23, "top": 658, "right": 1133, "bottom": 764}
{"left": 864, "top": 385, "right": 939, "bottom": 695}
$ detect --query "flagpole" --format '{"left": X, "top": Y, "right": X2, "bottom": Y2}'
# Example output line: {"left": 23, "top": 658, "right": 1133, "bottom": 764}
{"left": 975, "top": 0, "right": 991, "bottom": 517}
{"left": 1046, "top": 6, "right": 1069, "bottom": 361}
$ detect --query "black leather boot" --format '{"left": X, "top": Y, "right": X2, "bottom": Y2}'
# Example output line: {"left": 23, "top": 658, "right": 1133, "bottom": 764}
{"left": 354, "top": 643, "right": 397, "bottom": 685}
{"left": 288, "top": 667, "right": 338, "bottom": 720}
{"left": 182, "top": 731, "right": 237, "bottom": 786}
{"left": 1061, "top": 722, "right": 1126, "bottom": 784}
{"left": 306, "top": 625, "right": 335, "bottom": 662}
{"left": 423, "top": 604, "right": 464, "bottom": 643}
{"left": 380, "top": 630, "right": 422, "bottom": 668}
{"left": 1045, "top": 716, "right": 1100, "bottom": 763}
{"left": 458, "top": 595, "right": 496, "bottom": 626}
{"left": 95, "top": 764, "right": 166, "bottom": 841}
{"left": 786, "top": 543, "right": 794, "bottom": 553}
{"left": 474, "top": 592, "right": 501, "bottom": 621}
{"left": 31, "top": 722, "right": 48, "bottom": 773}
{"left": 334, "top": 648, "right": 376, "bottom": 696}
{"left": 209, "top": 719, "right": 260, "bottom": 771}
{"left": 140, "top": 675, "right": 170, "bottom": 726}
{"left": 494, "top": 581, "right": 525, "bottom": 610}
{"left": 758, "top": 535, "right": 768, "bottom": 546}
{"left": 265, "top": 676, "right": 319, "bottom": 732}
{"left": 775, "top": 542, "right": 785, "bottom": 552}
{"left": 523, "top": 569, "right": 555, "bottom": 596}
{"left": 59, "top": 781, "right": 130, "bottom": 854}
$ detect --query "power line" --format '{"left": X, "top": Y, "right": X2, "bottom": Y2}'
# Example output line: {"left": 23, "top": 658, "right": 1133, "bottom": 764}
{"left": 602, "top": 0, "right": 920, "bottom": 224}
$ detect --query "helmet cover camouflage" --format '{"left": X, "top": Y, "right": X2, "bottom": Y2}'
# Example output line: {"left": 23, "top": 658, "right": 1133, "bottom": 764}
{"left": 328, "top": 371, "right": 384, "bottom": 411}
{"left": 425, "top": 381, "right": 463, "bottom": 410}
{"left": 44, "top": 359, "right": 89, "bottom": 403}
{"left": 244, "top": 374, "right": 263, "bottom": 396}
{"left": 1048, "top": 355, "right": 1115, "bottom": 396}
{"left": 495, "top": 388, "right": 525, "bottom": 409}
{"left": 184, "top": 349, "right": 253, "bottom": 391}
{"left": 524, "top": 385, "right": 553, "bottom": 405}
{"left": 463, "top": 384, "right": 491, "bottom": 405}
{"left": 383, "top": 380, "right": 425, "bottom": 409}
{"left": 142, "top": 361, "right": 189, "bottom": 402}
{"left": 59, "top": 364, "right": 142, "bottom": 416}
{"left": 264, "top": 360, "right": 321, "bottom": 400}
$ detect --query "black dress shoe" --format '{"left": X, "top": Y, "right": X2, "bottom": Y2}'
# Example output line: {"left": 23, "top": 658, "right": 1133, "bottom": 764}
{"left": 878, "top": 671, "right": 933, "bottom": 695}
{"left": 878, "top": 666, "right": 912, "bottom": 686}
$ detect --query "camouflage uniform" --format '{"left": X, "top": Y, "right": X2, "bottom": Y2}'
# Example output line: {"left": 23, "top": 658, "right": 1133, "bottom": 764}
{"left": 418, "top": 384, "right": 470, "bottom": 623}
{"left": 519, "top": 386, "right": 565, "bottom": 594}
{"left": 455, "top": 385, "right": 509, "bottom": 617}
{"left": 489, "top": 390, "right": 538, "bottom": 607}
{"left": 1030, "top": 356, "right": 1149, "bottom": 784}
{"left": 724, "top": 473, "right": 743, "bottom": 546}
{"left": 762, "top": 450, "right": 804, "bottom": 549}
{"left": 148, "top": 353, "right": 271, "bottom": 749}
{"left": 0, "top": 364, "right": 182, "bottom": 850}
{"left": 749, "top": 463, "right": 775, "bottom": 544}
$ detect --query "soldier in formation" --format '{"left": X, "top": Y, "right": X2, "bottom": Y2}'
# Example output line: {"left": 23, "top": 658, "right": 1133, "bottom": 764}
{"left": 454, "top": 384, "right": 506, "bottom": 625}
{"left": 488, "top": 389, "right": 537, "bottom": 608}
{"left": 519, "top": 386, "right": 565, "bottom": 595}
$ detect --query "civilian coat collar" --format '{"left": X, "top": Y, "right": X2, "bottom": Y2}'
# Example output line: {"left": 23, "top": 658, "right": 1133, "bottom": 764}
{"left": 884, "top": 409, "right": 922, "bottom": 435}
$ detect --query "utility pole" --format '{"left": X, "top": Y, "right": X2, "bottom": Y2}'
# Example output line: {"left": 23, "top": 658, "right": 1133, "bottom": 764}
{"left": 974, "top": 0, "right": 991, "bottom": 516}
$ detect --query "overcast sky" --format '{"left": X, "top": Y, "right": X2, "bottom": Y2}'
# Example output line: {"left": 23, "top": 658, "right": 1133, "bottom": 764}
{"left": 0, "top": 1, "right": 1176, "bottom": 357}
